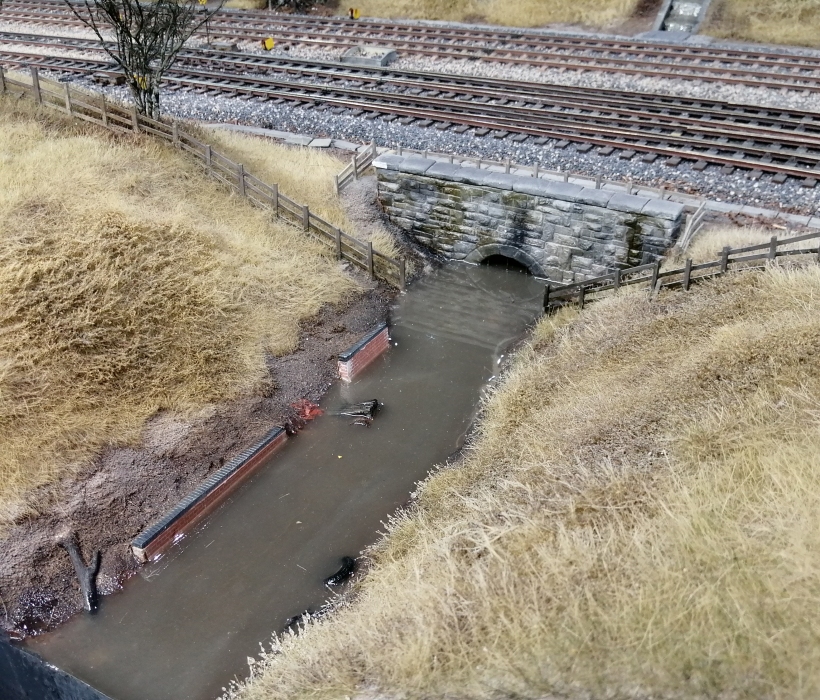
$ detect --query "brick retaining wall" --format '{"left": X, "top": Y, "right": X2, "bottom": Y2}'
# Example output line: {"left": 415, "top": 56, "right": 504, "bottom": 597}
{"left": 337, "top": 323, "right": 390, "bottom": 382}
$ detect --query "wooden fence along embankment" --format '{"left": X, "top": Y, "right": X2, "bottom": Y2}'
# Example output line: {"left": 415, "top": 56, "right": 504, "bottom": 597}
{"left": 335, "top": 140, "right": 378, "bottom": 192}
{"left": 0, "top": 66, "right": 406, "bottom": 290}
{"left": 545, "top": 231, "right": 820, "bottom": 311}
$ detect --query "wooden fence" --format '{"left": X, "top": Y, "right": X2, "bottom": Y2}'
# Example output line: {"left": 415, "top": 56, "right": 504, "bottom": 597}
{"left": 0, "top": 66, "right": 406, "bottom": 290}
{"left": 334, "top": 140, "right": 378, "bottom": 193}
{"left": 544, "top": 231, "right": 820, "bottom": 311}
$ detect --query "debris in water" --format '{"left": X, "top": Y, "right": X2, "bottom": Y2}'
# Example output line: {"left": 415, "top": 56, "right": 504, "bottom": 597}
{"left": 291, "top": 399, "right": 324, "bottom": 420}
{"left": 324, "top": 556, "right": 356, "bottom": 586}
{"left": 334, "top": 399, "right": 379, "bottom": 419}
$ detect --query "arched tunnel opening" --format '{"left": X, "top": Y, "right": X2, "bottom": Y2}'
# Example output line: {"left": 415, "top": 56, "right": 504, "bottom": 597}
{"left": 480, "top": 254, "right": 532, "bottom": 274}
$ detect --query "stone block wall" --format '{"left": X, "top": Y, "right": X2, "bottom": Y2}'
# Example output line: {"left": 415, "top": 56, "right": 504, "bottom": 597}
{"left": 374, "top": 155, "right": 685, "bottom": 282}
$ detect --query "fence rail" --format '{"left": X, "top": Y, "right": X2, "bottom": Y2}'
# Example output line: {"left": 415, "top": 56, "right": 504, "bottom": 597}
{"left": 0, "top": 66, "right": 405, "bottom": 289}
{"left": 544, "top": 231, "right": 820, "bottom": 311}
{"left": 334, "top": 140, "right": 378, "bottom": 193}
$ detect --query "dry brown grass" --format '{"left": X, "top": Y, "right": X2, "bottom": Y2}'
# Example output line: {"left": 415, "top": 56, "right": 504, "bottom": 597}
{"left": 350, "top": 0, "right": 640, "bottom": 28}
{"left": 229, "top": 243, "right": 820, "bottom": 699}
{"left": 205, "top": 129, "right": 403, "bottom": 261}
{"left": 0, "top": 97, "right": 360, "bottom": 528}
{"left": 704, "top": 0, "right": 820, "bottom": 48}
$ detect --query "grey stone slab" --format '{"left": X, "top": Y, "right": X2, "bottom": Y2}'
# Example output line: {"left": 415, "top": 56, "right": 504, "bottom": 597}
{"left": 401, "top": 156, "right": 437, "bottom": 175}
{"left": 640, "top": 198, "right": 686, "bottom": 220}
{"left": 513, "top": 178, "right": 583, "bottom": 200}
{"left": 308, "top": 138, "right": 332, "bottom": 148}
{"left": 331, "top": 139, "right": 362, "bottom": 151}
{"left": 283, "top": 134, "right": 315, "bottom": 146}
{"left": 425, "top": 162, "right": 466, "bottom": 180}
{"left": 482, "top": 172, "right": 519, "bottom": 190}
{"left": 458, "top": 167, "right": 491, "bottom": 186}
{"left": 574, "top": 188, "right": 615, "bottom": 207}
{"left": 808, "top": 217, "right": 820, "bottom": 230}
{"left": 738, "top": 205, "right": 779, "bottom": 218}
{"left": 704, "top": 200, "right": 737, "bottom": 213}
{"left": 607, "top": 192, "right": 652, "bottom": 214}
{"left": 372, "top": 154, "right": 406, "bottom": 170}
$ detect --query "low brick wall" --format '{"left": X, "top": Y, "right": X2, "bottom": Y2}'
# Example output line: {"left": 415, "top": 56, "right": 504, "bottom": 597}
{"left": 131, "top": 427, "right": 287, "bottom": 562}
{"left": 375, "top": 155, "right": 685, "bottom": 283}
{"left": 338, "top": 323, "right": 390, "bottom": 382}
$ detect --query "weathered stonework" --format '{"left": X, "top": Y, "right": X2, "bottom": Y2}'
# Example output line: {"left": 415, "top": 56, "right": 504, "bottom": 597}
{"left": 374, "top": 155, "right": 685, "bottom": 282}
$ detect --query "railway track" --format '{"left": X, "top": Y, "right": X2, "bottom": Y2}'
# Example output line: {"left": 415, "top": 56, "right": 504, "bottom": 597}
{"left": 2, "top": 32, "right": 820, "bottom": 183}
{"left": 4, "top": 0, "right": 820, "bottom": 93}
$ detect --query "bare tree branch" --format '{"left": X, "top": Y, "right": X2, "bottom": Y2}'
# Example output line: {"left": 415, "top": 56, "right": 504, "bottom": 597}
{"left": 63, "top": 0, "right": 223, "bottom": 119}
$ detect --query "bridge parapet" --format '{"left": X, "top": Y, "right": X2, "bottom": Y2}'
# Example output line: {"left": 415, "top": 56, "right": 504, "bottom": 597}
{"left": 374, "top": 154, "right": 684, "bottom": 282}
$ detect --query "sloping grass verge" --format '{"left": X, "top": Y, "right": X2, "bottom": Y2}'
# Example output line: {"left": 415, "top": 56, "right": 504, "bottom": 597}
{"left": 0, "top": 97, "right": 359, "bottom": 528}
{"left": 228, "top": 250, "right": 820, "bottom": 699}
{"left": 704, "top": 0, "right": 820, "bottom": 48}
{"left": 348, "top": 0, "right": 641, "bottom": 28}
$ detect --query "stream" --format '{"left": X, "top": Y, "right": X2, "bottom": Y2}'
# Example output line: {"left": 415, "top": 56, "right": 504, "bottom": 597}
{"left": 26, "top": 262, "right": 544, "bottom": 700}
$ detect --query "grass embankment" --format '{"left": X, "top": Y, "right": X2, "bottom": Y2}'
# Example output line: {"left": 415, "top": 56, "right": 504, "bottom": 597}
{"left": 206, "top": 129, "right": 402, "bottom": 261}
{"left": 326, "top": 0, "right": 640, "bottom": 27}
{"left": 704, "top": 0, "right": 820, "bottom": 48}
{"left": 0, "top": 97, "right": 362, "bottom": 528}
{"left": 231, "top": 233, "right": 820, "bottom": 699}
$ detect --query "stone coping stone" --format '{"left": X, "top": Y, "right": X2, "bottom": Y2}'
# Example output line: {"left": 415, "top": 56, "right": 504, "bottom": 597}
{"left": 131, "top": 426, "right": 285, "bottom": 550}
{"left": 338, "top": 322, "right": 389, "bottom": 362}
{"left": 607, "top": 192, "right": 653, "bottom": 214}
{"left": 374, "top": 155, "right": 685, "bottom": 218}
{"left": 308, "top": 138, "right": 332, "bottom": 148}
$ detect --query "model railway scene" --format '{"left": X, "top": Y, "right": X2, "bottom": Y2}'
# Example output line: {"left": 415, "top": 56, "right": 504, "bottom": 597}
{"left": 2, "top": 1, "right": 820, "bottom": 699}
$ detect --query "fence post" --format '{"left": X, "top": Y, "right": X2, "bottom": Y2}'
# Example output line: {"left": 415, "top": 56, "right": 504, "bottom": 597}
{"left": 533, "top": 162, "right": 539, "bottom": 178}
{"left": 272, "top": 183, "right": 278, "bottom": 215}
{"left": 399, "top": 258, "right": 406, "bottom": 291}
{"left": 477, "top": 158, "right": 482, "bottom": 170}
{"left": 683, "top": 258, "right": 692, "bottom": 290}
{"left": 100, "top": 95, "right": 108, "bottom": 127}
{"left": 172, "top": 121, "right": 179, "bottom": 147}
{"left": 595, "top": 174, "right": 602, "bottom": 189}
{"left": 505, "top": 158, "right": 511, "bottom": 174}
{"left": 334, "top": 174, "right": 339, "bottom": 195}
{"left": 651, "top": 260, "right": 661, "bottom": 290}
{"left": 543, "top": 284, "right": 550, "bottom": 311}
{"left": 626, "top": 181, "right": 633, "bottom": 195}
{"left": 351, "top": 155, "right": 358, "bottom": 180}
{"left": 334, "top": 227, "right": 342, "bottom": 259}
{"left": 367, "top": 241, "right": 374, "bottom": 279}
{"left": 767, "top": 235, "right": 777, "bottom": 262}
{"left": 238, "top": 163, "right": 246, "bottom": 197}
{"left": 397, "top": 142, "right": 402, "bottom": 156}
{"left": 30, "top": 66, "right": 42, "bottom": 104}
{"left": 0, "top": 66, "right": 5, "bottom": 95}
{"left": 612, "top": 267, "right": 620, "bottom": 290}
{"left": 63, "top": 82, "right": 72, "bottom": 114}
{"left": 720, "top": 246, "right": 730, "bottom": 273}
{"left": 205, "top": 144, "right": 212, "bottom": 168}
{"left": 131, "top": 105, "right": 139, "bottom": 133}
{"left": 578, "top": 284, "right": 585, "bottom": 310}
{"left": 370, "top": 139, "right": 376, "bottom": 158}
{"left": 563, "top": 170, "right": 569, "bottom": 183}
{"left": 303, "top": 205, "right": 309, "bottom": 231}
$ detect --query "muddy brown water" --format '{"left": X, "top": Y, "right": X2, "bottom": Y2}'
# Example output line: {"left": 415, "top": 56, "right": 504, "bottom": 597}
{"left": 26, "top": 262, "right": 544, "bottom": 700}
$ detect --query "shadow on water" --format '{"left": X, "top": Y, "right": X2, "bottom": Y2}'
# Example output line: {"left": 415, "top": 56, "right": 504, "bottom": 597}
{"left": 26, "top": 262, "right": 544, "bottom": 700}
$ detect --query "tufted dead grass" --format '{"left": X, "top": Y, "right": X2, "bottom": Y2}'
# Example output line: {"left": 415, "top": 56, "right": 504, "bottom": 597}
{"left": 350, "top": 0, "right": 641, "bottom": 28}
{"left": 0, "top": 96, "right": 359, "bottom": 528}
{"left": 229, "top": 254, "right": 820, "bottom": 700}
{"left": 704, "top": 0, "right": 820, "bottom": 48}
{"left": 205, "top": 129, "right": 403, "bottom": 261}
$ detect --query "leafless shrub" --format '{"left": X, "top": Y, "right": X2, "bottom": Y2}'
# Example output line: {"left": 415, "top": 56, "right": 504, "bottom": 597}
{"left": 63, "top": 0, "right": 223, "bottom": 118}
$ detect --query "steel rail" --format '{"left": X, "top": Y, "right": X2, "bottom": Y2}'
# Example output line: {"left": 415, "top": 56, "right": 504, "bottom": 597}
{"left": 4, "top": 29, "right": 820, "bottom": 142}
{"left": 4, "top": 0, "right": 820, "bottom": 93}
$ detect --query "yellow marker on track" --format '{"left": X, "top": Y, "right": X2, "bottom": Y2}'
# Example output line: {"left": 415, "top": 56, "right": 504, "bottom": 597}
{"left": 263, "top": 37, "right": 275, "bottom": 50}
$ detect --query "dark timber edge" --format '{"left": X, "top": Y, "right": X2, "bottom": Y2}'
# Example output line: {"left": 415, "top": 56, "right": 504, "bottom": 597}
{"left": 338, "top": 322, "right": 389, "bottom": 362}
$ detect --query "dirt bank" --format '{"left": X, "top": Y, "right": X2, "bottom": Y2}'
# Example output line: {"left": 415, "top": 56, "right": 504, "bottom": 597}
{"left": 0, "top": 282, "right": 393, "bottom": 640}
